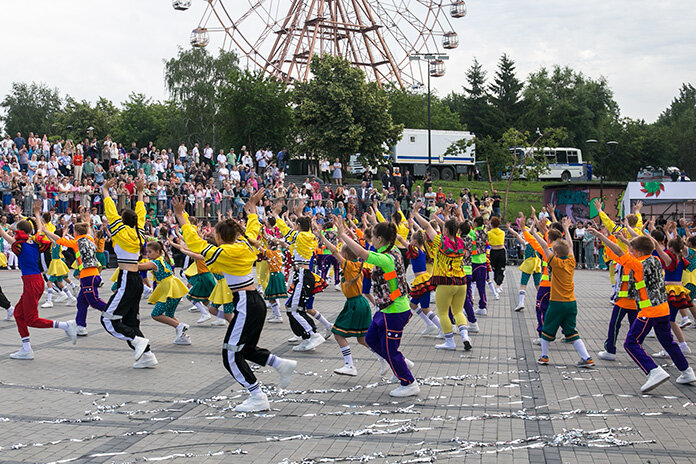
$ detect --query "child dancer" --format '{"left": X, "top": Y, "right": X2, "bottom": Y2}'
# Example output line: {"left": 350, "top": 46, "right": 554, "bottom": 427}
{"left": 530, "top": 217, "right": 594, "bottom": 367}
{"left": 360, "top": 227, "right": 378, "bottom": 309}
{"left": 173, "top": 189, "right": 297, "bottom": 413}
{"left": 41, "top": 215, "right": 106, "bottom": 337}
{"left": 260, "top": 234, "right": 288, "bottom": 323}
{"left": 335, "top": 219, "right": 419, "bottom": 397}
{"left": 488, "top": 217, "right": 507, "bottom": 294}
{"left": 404, "top": 229, "right": 441, "bottom": 336}
{"left": 507, "top": 219, "right": 542, "bottom": 312}
{"left": 316, "top": 221, "right": 372, "bottom": 376}
{"left": 1, "top": 284, "right": 14, "bottom": 321}
{"left": 471, "top": 216, "right": 491, "bottom": 315}
{"left": 0, "top": 213, "right": 77, "bottom": 360}
{"left": 101, "top": 178, "right": 156, "bottom": 368}
{"left": 173, "top": 237, "right": 219, "bottom": 324}
{"left": 591, "top": 229, "right": 696, "bottom": 392}
{"left": 413, "top": 201, "right": 472, "bottom": 351}
{"left": 42, "top": 230, "right": 77, "bottom": 308}
{"left": 459, "top": 220, "right": 479, "bottom": 333}
{"left": 140, "top": 241, "right": 191, "bottom": 346}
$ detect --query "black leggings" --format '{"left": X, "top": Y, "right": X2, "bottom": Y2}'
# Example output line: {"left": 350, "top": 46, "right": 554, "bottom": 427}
{"left": 489, "top": 248, "right": 507, "bottom": 286}
{"left": 0, "top": 285, "right": 10, "bottom": 309}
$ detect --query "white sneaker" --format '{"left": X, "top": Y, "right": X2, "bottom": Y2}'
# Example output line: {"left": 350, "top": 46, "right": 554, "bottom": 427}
{"left": 188, "top": 306, "right": 198, "bottom": 313}
{"left": 235, "top": 393, "right": 270, "bottom": 412}
{"left": 64, "top": 320, "right": 77, "bottom": 345}
{"left": 388, "top": 358, "right": 416, "bottom": 382}
{"left": 4, "top": 307, "right": 14, "bottom": 321}
{"left": 494, "top": 292, "right": 500, "bottom": 301}
{"left": 680, "top": 343, "right": 692, "bottom": 355}
{"left": 389, "top": 381, "right": 420, "bottom": 397}
{"left": 173, "top": 334, "right": 192, "bottom": 345}
{"left": 334, "top": 283, "right": 341, "bottom": 291}
{"left": 641, "top": 366, "right": 670, "bottom": 393}
{"left": 679, "top": 318, "right": 693, "bottom": 329}
{"left": 514, "top": 303, "right": 525, "bottom": 312}
{"left": 175, "top": 323, "right": 190, "bottom": 339}
{"left": 65, "top": 297, "right": 77, "bottom": 306}
{"left": 305, "top": 332, "right": 326, "bottom": 350}
{"left": 267, "top": 315, "right": 283, "bottom": 323}
{"left": 653, "top": 350, "right": 668, "bottom": 358}
{"left": 533, "top": 338, "right": 542, "bottom": 346}
{"left": 54, "top": 292, "right": 68, "bottom": 303}
{"left": 474, "top": 308, "right": 487, "bottom": 316}
{"left": 435, "top": 339, "right": 456, "bottom": 351}
{"left": 133, "top": 352, "right": 158, "bottom": 368}
{"left": 197, "top": 313, "right": 212, "bottom": 324}
{"left": 379, "top": 357, "right": 389, "bottom": 376}
{"left": 76, "top": 326, "right": 88, "bottom": 336}
{"left": 41, "top": 300, "right": 54, "bottom": 308}
{"left": 210, "top": 317, "right": 227, "bottom": 326}
{"left": 276, "top": 358, "right": 297, "bottom": 388}
{"left": 9, "top": 347, "right": 34, "bottom": 360}
{"left": 597, "top": 351, "right": 616, "bottom": 361}
{"left": 468, "top": 322, "right": 479, "bottom": 333}
{"left": 420, "top": 325, "right": 440, "bottom": 337}
{"left": 132, "top": 336, "right": 150, "bottom": 361}
{"left": 334, "top": 364, "right": 358, "bottom": 376}
{"left": 676, "top": 367, "right": 696, "bottom": 385}
{"left": 287, "top": 334, "right": 301, "bottom": 344}
{"left": 436, "top": 330, "right": 445, "bottom": 339}
{"left": 292, "top": 338, "right": 314, "bottom": 351}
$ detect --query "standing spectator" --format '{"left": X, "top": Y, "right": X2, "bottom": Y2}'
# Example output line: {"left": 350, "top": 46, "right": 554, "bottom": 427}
{"left": 242, "top": 149, "right": 254, "bottom": 170}
{"left": 192, "top": 143, "right": 200, "bottom": 165}
{"left": 58, "top": 177, "right": 71, "bottom": 213}
{"left": 586, "top": 161, "right": 593, "bottom": 181}
{"left": 1, "top": 134, "right": 13, "bottom": 155}
{"left": 256, "top": 147, "right": 267, "bottom": 174}
{"left": 18, "top": 148, "right": 29, "bottom": 172}
{"left": 573, "top": 221, "right": 585, "bottom": 267}
{"left": 582, "top": 222, "right": 596, "bottom": 269}
{"left": 491, "top": 190, "right": 502, "bottom": 218}
{"left": 226, "top": 148, "right": 236, "bottom": 169}
{"left": 423, "top": 171, "right": 432, "bottom": 193}
{"left": 319, "top": 157, "right": 331, "bottom": 184}
{"left": 13, "top": 132, "right": 25, "bottom": 151}
{"left": 72, "top": 149, "right": 84, "bottom": 182}
{"left": 332, "top": 158, "right": 343, "bottom": 186}
{"left": 178, "top": 142, "right": 188, "bottom": 163}
{"left": 203, "top": 144, "right": 214, "bottom": 168}
{"left": 216, "top": 149, "right": 227, "bottom": 168}
{"left": 277, "top": 148, "right": 287, "bottom": 172}
{"left": 403, "top": 169, "right": 414, "bottom": 194}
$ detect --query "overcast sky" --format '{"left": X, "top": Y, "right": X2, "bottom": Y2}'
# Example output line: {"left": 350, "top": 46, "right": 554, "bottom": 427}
{"left": 1, "top": 0, "right": 694, "bottom": 123}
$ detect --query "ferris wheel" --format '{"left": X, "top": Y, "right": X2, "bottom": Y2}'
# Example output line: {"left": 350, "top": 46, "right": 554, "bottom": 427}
{"left": 173, "top": 0, "right": 467, "bottom": 87}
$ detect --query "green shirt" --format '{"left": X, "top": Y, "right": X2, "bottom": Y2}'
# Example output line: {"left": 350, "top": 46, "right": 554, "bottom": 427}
{"left": 471, "top": 228, "right": 487, "bottom": 264}
{"left": 366, "top": 249, "right": 410, "bottom": 314}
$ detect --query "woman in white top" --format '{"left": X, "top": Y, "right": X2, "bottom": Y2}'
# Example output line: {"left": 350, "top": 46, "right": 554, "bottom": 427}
{"left": 332, "top": 158, "right": 343, "bottom": 186}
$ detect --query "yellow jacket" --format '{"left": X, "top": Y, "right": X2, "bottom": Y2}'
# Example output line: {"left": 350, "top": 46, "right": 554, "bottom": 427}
{"left": 104, "top": 196, "right": 145, "bottom": 264}
{"left": 599, "top": 211, "right": 642, "bottom": 252}
{"left": 376, "top": 210, "right": 409, "bottom": 244}
{"left": 276, "top": 218, "right": 317, "bottom": 265}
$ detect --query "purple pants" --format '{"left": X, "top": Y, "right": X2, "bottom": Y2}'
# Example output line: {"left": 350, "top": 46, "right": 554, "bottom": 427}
{"left": 472, "top": 263, "right": 487, "bottom": 310}
{"left": 463, "top": 275, "right": 476, "bottom": 323}
{"left": 624, "top": 315, "right": 689, "bottom": 374}
{"left": 320, "top": 254, "right": 340, "bottom": 285}
{"left": 366, "top": 310, "right": 414, "bottom": 386}
{"left": 76, "top": 275, "right": 107, "bottom": 328}
{"left": 604, "top": 305, "right": 637, "bottom": 354}
{"left": 535, "top": 286, "right": 551, "bottom": 336}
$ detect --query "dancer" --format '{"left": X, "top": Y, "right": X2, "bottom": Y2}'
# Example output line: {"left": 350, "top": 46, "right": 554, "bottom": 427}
{"left": 40, "top": 212, "right": 106, "bottom": 337}
{"left": 0, "top": 213, "right": 77, "bottom": 360}
{"left": 172, "top": 236, "right": 219, "bottom": 324}
{"left": 471, "top": 216, "right": 492, "bottom": 315}
{"left": 101, "top": 178, "right": 156, "bottom": 368}
{"left": 272, "top": 202, "right": 326, "bottom": 351}
{"left": 260, "top": 234, "right": 288, "bottom": 323}
{"left": 315, "top": 220, "right": 372, "bottom": 376}
{"left": 507, "top": 218, "right": 542, "bottom": 312}
{"left": 139, "top": 241, "right": 191, "bottom": 345}
{"left": 530, "top": 217, "right": 594, "bottom": 367}
{"left": 359, "top": 226, "right": 377, "bottom": 309}
{"left": 591, "top": 228, "right": 696, "bottom": 392}
{"left": 318, "top": 221, "right": 341, "bottom": 290}
{"left": 413, "top": 201, "right": 472, "bottom": 351}
{"left": 404, "top": 228, "right": 441, "bottom": 337}
{"left": 173, "top": 189, "right": 297, "bottom": 413}
{"left": 335, "top": 218, "right": 419, "bottom": 397}
{"left": 488, "top": 217, "right": 507, "bottom": 294}
{"left": 458, "top": 219, "right": 480, "bottom": 333}
{"left": 42, "top": 229, "right": 77, "bottom": 308}
{"left": 1, "top": 284, "right": 14, "bottom": 321}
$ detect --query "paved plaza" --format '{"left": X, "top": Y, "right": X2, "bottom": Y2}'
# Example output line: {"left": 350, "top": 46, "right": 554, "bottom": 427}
{"left": 2, "top": 267, "right": 696, "bottom": 464}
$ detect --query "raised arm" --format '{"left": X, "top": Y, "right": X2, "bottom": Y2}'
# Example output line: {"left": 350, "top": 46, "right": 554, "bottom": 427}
{"left": 0, "top": 225, "right": 14, "bottom": 245}
{"left": 506, "top": 222, "right": 526, "bottom": 246}
{"left": 411, "top": 201, "right": 437, "bottom": 241}
{"left": 335, "top": 219, "right": 369, "bottom": 261}
{"left": 561, "top": 217, "right": 574, "bottom": 258}
{"left": 546, "top": 203, "right": 558, "bottom": 224}
{"left": 587, "top": 226, "right": 625, "bottom": 258}
{"left": 529, "top": 224, "right": 551, "bottom": 260}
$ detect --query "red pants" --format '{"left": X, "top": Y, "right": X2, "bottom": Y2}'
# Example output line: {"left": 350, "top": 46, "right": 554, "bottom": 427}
{"left": 15, "top": 274, "right": 53, "bottom": 338}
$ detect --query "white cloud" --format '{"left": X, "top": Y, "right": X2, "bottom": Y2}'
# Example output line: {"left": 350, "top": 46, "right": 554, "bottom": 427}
{"left": 0, "top": 0, "right": 693, "bottom": 123}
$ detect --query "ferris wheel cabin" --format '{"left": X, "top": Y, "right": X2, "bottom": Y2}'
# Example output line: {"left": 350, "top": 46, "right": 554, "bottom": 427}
{"left": 450, "top": 1, "right": 467, "bottom": 18}
{"left": 429, "top": 60, "right": 446, "bottom": 77}
{"left": 172, "top": 0, "right": 191, "bottom": 11}
{"left": 190, "top": 28, "right": 210, "bottom": 48}
{"left": 442, "top": 32, "right": 459, "bottom": 49}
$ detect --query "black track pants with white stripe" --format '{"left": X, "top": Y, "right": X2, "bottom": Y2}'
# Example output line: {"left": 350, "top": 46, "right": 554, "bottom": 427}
{"left": 221, "top": 290, "right": 272, "bottom": 389}
{"left": 101, "top": 270, "right": 150, "bottom": 352}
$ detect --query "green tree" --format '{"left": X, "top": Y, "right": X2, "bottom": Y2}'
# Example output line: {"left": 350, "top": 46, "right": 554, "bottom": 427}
{"left": 218, "top": 69, "right": 291, "bottom": 154}
{"left": 444, "top": 58, "right": 495, "bottom": 137}
{"left": 489, "top": 54, "right": 524, "bottom": 138}
{"left": 387, "top": 86, "right": 463, "bottom": 131}
{"left": 58, "top": 97, "right": 120, "bottom": 142}
{"left": 0, "top": 82, "right": 63, "bottom": 136}
{"left": 655, "top": 83, "right": 696, "bottom": 176}
{"left": 164, "top": 47, "right": 239, "bottom": 147}
{"left": 292, "top": 55, "right": 402, "bottom": 169}
{"left": 112, "top": 93, "right": 171, "bottom": 149}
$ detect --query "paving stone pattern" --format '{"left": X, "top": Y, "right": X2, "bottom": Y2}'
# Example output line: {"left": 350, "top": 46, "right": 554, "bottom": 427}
{"left": 1, "top": 267, "right": 696, "bottom": 463}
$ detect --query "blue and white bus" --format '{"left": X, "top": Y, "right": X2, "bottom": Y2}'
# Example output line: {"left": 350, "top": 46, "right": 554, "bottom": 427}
{"left": 512, "top": 147, "right": 585, "bottom": 181}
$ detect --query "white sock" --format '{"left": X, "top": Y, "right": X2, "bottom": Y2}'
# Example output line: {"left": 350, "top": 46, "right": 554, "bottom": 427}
{"left": 340, "top": 345, "right": 353, "bottom": 366}
{"left": 267, "top": 354, "right": 281, "bottom": 368}
{"left": 573, "top": 339, "right": 590, "bottom": 359}
{"left": 144, "top": 285, "right": 153, "bottom": 292}
{"left": 176, "top": 322, "right": 184, "bottom": 330}
{"left": 518, "top": 290, "right": 526, "bottom": 306}
{"left": 54, "top": 321, "right": 69, "bottom": 330}
{"left": 248, "top": 382, "right": 263, "bottom": 397}
{"left": 194, "top": 301, "right": 209, "bottom": 316}
{"left": 427, "top": 310, "right": 442, "bottom": 329}
{"left": 414, "top": 307, "right": 432, "bottom": 326}
{"left": 541, "top": 339, "right": 550, "bottom": 357}
{"left": 217, "top": 309, "right": 225, "bottom": 319}
{"left": 7, "top": 306, "right": 14, "bottom": 314}
{"left": 487, "top": 281, "right": 497, "bottom": 294}
{"left": 21, "top": 337, "right": 31, "bottom": 351}
{"left": 270, "top": 301, "right": 281, "bottom": 317}
{"left": 46, "top": 288, "right": 53, "bottom": 302}
{"left": 458, "top": 324, "right": 470, "bottom": 342}
{"left": 682, "top": 315, "right": 690, "bottom": 322}
{"left": 313, "top": 311, "right": 332, "bottom": 331}
{"left": 63, "top": 287, "right": 74, "bottom": 298}
{"left": 70, "top": 281, "right": 77, "bottom": 289}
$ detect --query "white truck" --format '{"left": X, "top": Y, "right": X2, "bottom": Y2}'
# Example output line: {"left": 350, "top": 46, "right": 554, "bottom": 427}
{"left": 349, "top": 128, "right": 475, "bottom": 180}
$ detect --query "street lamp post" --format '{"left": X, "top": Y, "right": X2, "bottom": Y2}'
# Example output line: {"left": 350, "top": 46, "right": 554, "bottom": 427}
{"left": 409, "top": 53, "right": 448, "bottom": 177}
{"left": 586, "top": 139, "right": 618, "bottom": 203}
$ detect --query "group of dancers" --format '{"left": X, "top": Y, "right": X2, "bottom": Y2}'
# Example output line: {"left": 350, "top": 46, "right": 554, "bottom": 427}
{"left": 3, "top": 177, "right": 696, "bottom": 413}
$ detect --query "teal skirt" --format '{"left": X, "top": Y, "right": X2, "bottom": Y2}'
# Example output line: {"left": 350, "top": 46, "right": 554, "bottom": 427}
{"left": 332, "top": 295, "right": 372, "bottom": 338}
{"left": 187, "top": 273, "right": 216, "bottom": 302}
{"left": 265, "top": 272, "right": 288, "bottom": 300}
{"left": 96, "top": 252, "right": 107, "bottom": 268}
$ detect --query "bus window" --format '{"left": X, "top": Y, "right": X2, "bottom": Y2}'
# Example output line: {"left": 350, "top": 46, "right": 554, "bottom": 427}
{"left": 555, "top": 150, "right": 567, "bottom": 163}
{"left": 545, "top": 150, "right": 556, "bottom": 163}
{"left": 567, "top": 149, "right": 579, "bottom": 163}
